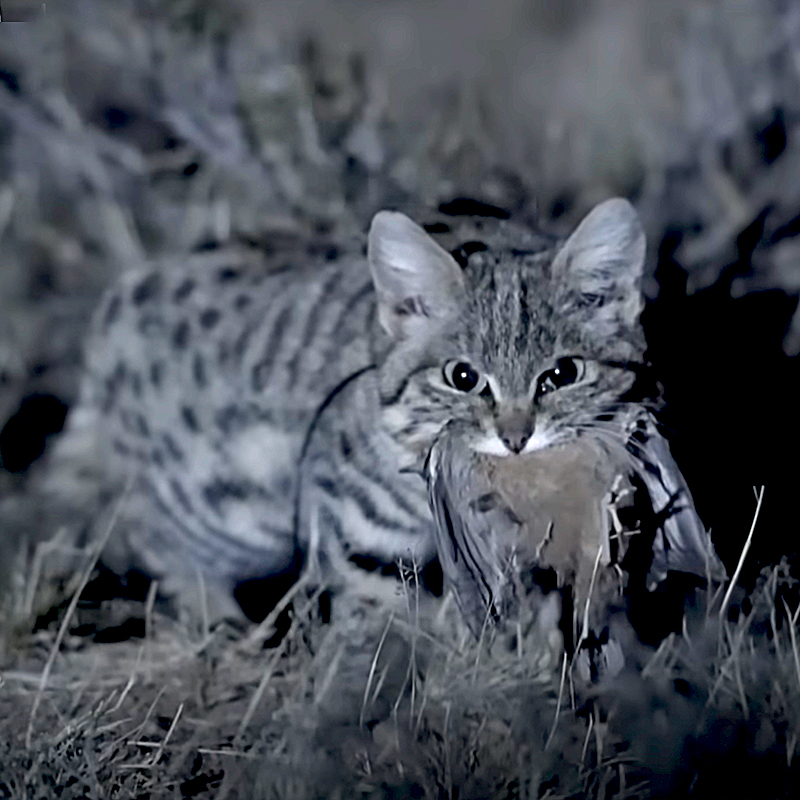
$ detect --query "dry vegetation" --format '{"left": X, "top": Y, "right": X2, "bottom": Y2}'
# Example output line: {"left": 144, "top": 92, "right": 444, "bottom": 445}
{"left": 3, "top": 502, "right": 800, "bottom": 799}
{"left": 1, "top": 0, "right": 800, "bottom": 797}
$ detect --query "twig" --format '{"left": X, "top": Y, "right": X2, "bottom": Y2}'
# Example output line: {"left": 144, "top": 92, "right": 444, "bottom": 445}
{"left": 243, "top": 569, "right": 312, "bottom": 649}
{"left": 581, "top": 711, "right": 595, "bottom": 765}
{"left": 150, "top": 701, "right": 183, "bottom": 766}
{"left": 360, "top": 610, "right": 396, "bottom": 729}
{"left": 471, "top": 595, "right": 497, "bottom": 684}
{"left": 545, "top": 651, "right": 569, "bottom": 751}
{"left": 719, "top": 486, "right": 764, "bottom": 619}
{"left": 577, "top": 544, "right": 605, "bottom": 653}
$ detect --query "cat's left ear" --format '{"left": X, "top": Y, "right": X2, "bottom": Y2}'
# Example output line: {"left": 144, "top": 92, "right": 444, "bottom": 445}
{"left": 369, "top": 211, "right": 465, "bottom": 340}
{"left": 552, "top": 198, "right": 645, "bottom": 337}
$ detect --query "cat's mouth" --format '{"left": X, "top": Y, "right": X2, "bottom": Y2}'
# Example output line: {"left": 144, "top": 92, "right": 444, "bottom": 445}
{"left": 471, "top": 427, "right": 557, "bottom": 457}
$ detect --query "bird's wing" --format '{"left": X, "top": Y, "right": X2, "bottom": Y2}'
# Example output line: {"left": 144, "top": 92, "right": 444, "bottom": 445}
{"left": 426, "top": 434, "right": 513, "bottom": 635}
{"left": 593, "top": 408, "right": 727, "bottom": 586}
{"left": 633, "top": 427, "right": 727, "bottom": 584}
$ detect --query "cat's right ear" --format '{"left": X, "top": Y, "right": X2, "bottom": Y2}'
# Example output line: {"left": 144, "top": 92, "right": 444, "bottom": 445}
{"left": 368, "top": 211, "right": 465, "bottom": 340}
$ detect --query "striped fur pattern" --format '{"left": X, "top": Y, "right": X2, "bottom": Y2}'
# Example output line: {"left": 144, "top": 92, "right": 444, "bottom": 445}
{"left": 73, "top": 199, "right": 707, "bottom": 612}
{"left": 81, "top": 252, "right": 377, "bottom": 588}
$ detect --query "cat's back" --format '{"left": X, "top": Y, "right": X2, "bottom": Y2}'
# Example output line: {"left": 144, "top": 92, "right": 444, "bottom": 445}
{"left": 66, "top": 248, "right": 378, "bottom": 584}
{"left": 89, "top": 254, "right": 374, "bottom": 427}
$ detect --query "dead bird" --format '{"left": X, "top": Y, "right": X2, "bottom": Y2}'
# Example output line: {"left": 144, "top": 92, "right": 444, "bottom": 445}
{"left": 425, "top": 412, "right": 726, "bottom": 675}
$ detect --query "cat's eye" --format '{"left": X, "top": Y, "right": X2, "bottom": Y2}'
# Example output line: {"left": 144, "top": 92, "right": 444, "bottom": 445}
{"left": 534, "top": 357, "right": 585, "bottom": 400}
{"left": 443, "top": 360, "right": 487, "bottom": 395}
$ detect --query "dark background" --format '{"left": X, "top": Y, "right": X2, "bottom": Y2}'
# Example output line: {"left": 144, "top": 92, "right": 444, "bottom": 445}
{"left": 0, "top": 2, "right": 46, "bottom": 23}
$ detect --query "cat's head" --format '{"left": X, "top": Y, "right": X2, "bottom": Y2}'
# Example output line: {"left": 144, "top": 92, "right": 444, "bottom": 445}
{"left": 368, "top": 199, "right": 650, "bottom": 467}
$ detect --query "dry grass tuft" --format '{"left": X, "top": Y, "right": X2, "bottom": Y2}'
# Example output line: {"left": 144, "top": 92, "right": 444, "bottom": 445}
{"left": 2, "top": 507, "right": 800, "bottom": 799}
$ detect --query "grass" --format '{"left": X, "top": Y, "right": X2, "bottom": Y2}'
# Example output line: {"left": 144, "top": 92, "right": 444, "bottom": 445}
{"left": 0, "top": 490, "right": 798, "bottom": 799}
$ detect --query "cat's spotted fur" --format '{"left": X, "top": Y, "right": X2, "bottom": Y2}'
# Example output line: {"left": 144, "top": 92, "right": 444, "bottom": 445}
{"left": 56, "top": 199, "right": 714, "bottom": 617}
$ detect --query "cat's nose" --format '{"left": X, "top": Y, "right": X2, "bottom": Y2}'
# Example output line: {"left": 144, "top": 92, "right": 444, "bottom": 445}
{"left": 496, "top": 411, "right": 533, "bottom": 454}
{"left": 500, "top": 430, "right": 530, "bottom": 454}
